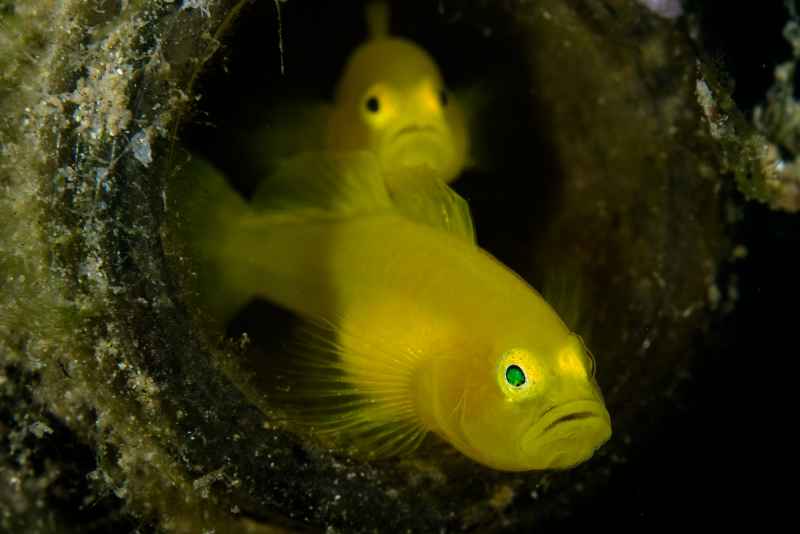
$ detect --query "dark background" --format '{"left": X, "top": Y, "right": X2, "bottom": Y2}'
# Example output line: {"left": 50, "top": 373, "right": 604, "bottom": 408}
{"left": 564, "top": 1, "right": 798, "bottom": 527}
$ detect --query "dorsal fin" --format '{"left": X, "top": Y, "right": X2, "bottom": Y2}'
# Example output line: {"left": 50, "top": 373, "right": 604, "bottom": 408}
{"left": 251, "top": 151, "right": 477, "bottom": 243}
{"left": 365, "top": 1, "right": 390, "bottom": 39}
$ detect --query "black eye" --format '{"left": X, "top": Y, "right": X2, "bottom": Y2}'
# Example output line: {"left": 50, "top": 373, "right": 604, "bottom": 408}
{"left": 505, "top": 364, "right": 526, "bottom": 388}
{"left": 365, "top": 96, "right": 380, "bottom": 113}
{"left": 439, "top": 89, "right": 448, "bottom": 107}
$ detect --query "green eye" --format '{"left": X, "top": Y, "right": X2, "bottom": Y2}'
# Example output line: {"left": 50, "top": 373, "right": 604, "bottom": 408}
{"left": 505, "top": 364, "right": 526, "bottom": 388}
{"left": 498, "top": 349, "right": 537, "bottom": 399}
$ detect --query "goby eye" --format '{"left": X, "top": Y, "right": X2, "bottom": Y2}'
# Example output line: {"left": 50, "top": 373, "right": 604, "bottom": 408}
{"left": 365, "top": 96, "right": 380, "bottom": 113}
{"left": 505, "top": 364, "right": 526, "bottom": 388}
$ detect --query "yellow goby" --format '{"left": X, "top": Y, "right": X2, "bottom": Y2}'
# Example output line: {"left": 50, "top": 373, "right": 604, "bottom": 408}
{"left": 326, "top": 2, "right": 469, "bottom": 187}
{"left": 254, "top": 2, "right": 469, "bottom": 188}
{"left": 178, "top": 152, "right": 611, "bottom": 471}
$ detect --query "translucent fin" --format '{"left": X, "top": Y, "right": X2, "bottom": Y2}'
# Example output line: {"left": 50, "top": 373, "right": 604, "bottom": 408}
{"left": 250, "top": 150, "right": 393, "bottom": 217}
{"left": 541, "top": 261, "right": 592, "bottom": 341}
{"left": 251, "top": 151, "right": 476, "bottom": 242}
{"left": 388, "top": 169, "right": 477, "bottom": 244}
{"left": 243, "top": 101, "right": 332, "bottom": 185}
{"left": 452, "top": 83, "right": 493, "bottom": 172}
{"left": 454, "top": 76, "right": 523, "bottom": 173}
{"left": 365, "top": 1, "right": 390, "bottom": 39}
{"left": 268, "top": 318, "right": 428, "bottom": 459}
{"left": 169, "top": 155, "right": 254, "bottom": 325}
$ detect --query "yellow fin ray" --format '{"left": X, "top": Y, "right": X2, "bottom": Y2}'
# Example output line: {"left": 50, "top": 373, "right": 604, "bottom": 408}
{"left": 541, "top": 261, "right": 592, "bottom": 342}
{"left": 250, "top": 151, "right": 476, "bottom": 243}
{"left": 388, "top": 169, "right": 477, "bottom": 244}
{"left": 268, "top": 318, "right": 429, "bottom": 459}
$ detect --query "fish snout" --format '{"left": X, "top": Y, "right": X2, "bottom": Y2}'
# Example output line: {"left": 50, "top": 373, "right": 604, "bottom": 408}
{"left": 380, "top": 123, "right": 454, "bottom": 174}
{"left": 520, "top": 400, "right": 612, "bottom": 469}
{"left": 390, "top": 123, "right": 442, "bottom": 142}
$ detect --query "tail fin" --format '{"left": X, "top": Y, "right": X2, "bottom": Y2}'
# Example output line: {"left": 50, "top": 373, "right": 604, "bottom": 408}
{"left": 169, "top": 155, "right": 253, "bottom": 326}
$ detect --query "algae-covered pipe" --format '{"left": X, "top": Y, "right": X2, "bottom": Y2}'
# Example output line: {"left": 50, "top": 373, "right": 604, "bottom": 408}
{"left": 1, "top": 0, "right": 740, "bottom": 531}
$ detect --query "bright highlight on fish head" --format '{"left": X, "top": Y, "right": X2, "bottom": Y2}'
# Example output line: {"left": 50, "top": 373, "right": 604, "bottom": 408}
{"left": 327, "top": 37, "right": 469, "bottom": 186}
{"left": 435, "top": 333, "right": 611, "bottom": 472}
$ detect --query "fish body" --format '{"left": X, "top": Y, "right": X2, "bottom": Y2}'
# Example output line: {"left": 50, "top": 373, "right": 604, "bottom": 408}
{"left": 178, "top": 152, "right": 611, "bottom": 471}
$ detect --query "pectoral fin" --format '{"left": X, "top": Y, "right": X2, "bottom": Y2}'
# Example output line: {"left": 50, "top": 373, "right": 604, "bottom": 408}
{"left": 388, "top": 169, "right": 476, "bottom": 245}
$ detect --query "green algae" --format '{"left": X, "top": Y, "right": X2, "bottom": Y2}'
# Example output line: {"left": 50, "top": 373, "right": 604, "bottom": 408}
{"left": 693, "top": 3, "right": 800, "bottom": 212}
